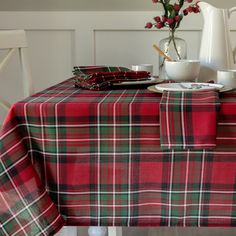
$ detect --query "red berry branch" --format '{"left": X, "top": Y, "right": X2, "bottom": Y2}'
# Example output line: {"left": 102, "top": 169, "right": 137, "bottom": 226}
{"left": 145, "top": 0, "right": 200, "bottom": 30}
{"left": 145, "top": 0, "right": 200, "bottom": 60}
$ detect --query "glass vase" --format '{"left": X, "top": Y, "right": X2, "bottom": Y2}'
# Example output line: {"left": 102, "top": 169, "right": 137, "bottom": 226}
{"left": 159, "top": 30, "right": 187, "bottom": 80}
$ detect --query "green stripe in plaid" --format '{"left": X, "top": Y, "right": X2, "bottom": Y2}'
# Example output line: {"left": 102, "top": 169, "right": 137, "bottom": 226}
{"left": 160, "top": 90, "right": 221, "bottom": 150}
{"left": 2, "top": 79, "right": 236, "bottom": 232}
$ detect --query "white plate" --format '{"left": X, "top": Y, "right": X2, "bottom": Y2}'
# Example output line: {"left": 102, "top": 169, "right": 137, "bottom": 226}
{"left": 147, "top": 84, "right": 232, "bottom": 94}
{"left": 113, "top": 76, "right": 162, "bottom": 86}
{"left": 155, "top": 82, "right": 224, "bottom": 92}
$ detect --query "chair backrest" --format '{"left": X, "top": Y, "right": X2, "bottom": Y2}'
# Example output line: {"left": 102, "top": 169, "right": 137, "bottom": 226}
{"left": 0, "top": 30, "right": 33, "bottom": 111}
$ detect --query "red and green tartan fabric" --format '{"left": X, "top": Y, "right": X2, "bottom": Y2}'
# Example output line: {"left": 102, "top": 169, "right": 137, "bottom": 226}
{"left": 73, "top": 66, "right": 150, "bottom": 90}
{"left": 160, "top": 90, "right": 221, "bottom": 150}
{"left": 1, "top": 78, "right": 236, "bottom": 235}
{"left": 0, "top": 109, "right": 65, "bottom": 235}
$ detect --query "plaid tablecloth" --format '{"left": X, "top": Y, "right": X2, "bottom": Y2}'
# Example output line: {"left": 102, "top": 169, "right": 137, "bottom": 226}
{"left": 1, "top": 79, "right": 236, "bottom": 235}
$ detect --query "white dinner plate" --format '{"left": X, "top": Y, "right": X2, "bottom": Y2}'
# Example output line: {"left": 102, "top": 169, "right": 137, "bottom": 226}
{"left": 113, "top": 76, "right": 163, "bottom": 86}
{"left": 154, "top": 82, "right": 224, "bottom": 92}
{"left": 147, "top": 84, "right": 233, "bottom": 94}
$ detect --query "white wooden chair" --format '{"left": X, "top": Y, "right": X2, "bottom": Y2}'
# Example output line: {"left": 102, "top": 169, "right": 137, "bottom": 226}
{"left": 0, "top": 30, "right": 33, "bottom": 111}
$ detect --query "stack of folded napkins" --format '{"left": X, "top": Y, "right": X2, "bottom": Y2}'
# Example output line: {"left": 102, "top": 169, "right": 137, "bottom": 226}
{"left": 159, "top": 89, "right": 221, "bottom": 150}
{"left": 73, "top": 66, "right": 150, "bottom": 90}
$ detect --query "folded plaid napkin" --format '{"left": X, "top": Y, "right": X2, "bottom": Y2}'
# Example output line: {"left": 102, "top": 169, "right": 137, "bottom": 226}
{"left": 73, "top": 66, "right": 150, "bottom": 90}
{"left": 160, "top": 90, "right": 221, "bottom": 150}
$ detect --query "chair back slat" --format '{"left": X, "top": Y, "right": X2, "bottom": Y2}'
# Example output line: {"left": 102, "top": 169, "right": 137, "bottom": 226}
{"left": 0, "top": 48, "right": 17, "bottom": 72}
{"left": 0, "top": 30, "right": 33, "bottom": 112}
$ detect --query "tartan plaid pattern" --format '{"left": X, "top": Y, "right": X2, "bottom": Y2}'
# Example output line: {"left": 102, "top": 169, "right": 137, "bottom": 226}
{"left": 0, "top": 109, "right": 65, "bottom": 235}
{"left": 1, "top": 78, "right": 236, "bottom": 233}
{"left": 160, "top": 90, "right": 221, "bottom": 150}
{"left": 73, "top": 66, "right": 150, "bottom": 90}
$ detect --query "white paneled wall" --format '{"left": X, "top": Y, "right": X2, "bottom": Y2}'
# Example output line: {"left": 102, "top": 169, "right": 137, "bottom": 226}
{"left": 27, "top": 30, "right": 75, "bottom": 91}
{"left": 0, "top": 11, "right": 235, "bottom": 90}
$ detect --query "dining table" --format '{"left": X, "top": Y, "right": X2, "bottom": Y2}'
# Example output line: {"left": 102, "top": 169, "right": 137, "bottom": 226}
{"left": 1, "top": 76, "right": 236, "bottom": 236}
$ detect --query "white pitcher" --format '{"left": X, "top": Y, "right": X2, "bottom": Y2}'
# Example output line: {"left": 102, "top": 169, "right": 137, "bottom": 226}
{"left": 198, "top": 2, "right": 236, "bottom": 81}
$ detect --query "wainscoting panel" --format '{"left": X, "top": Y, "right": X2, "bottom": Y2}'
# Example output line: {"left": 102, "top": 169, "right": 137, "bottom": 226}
{"left": 27, "top": 30, "right": 75, "bottom": 91}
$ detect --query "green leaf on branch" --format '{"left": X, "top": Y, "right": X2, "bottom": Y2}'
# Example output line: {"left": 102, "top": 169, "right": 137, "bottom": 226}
{"left": 171, "top": 9, "right": 176, "bottom": 18}
{"left": 166, "top": 4, "right": 175, "bottom": 17}
{"left": 166, "top": 4, "right": 173, "bottom": 11}
{"left": 166, "top": 5, "right": 176, "bottom": 18}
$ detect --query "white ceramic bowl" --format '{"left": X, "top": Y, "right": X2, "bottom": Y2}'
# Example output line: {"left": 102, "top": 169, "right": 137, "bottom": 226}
{"left": 164, "top": 60, "right": 200, "bottom": 82}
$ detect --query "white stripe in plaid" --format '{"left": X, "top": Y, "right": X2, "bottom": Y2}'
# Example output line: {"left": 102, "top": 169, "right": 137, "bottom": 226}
{"left": 168, "top": 150, "right": 175, "bottom": 226}
{"left": 181, "top": 92, "right": 186, "bottom": 149}
{"left": 183, "top": 150, "right": 190, "bottom": 226}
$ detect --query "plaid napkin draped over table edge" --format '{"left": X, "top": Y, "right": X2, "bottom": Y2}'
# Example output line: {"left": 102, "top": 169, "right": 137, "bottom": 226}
{"left": 160, "top": 90, "right": 221, "bottom": 150}
{"left": 73, "top": 66, "right": 150, "bottom": 90}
